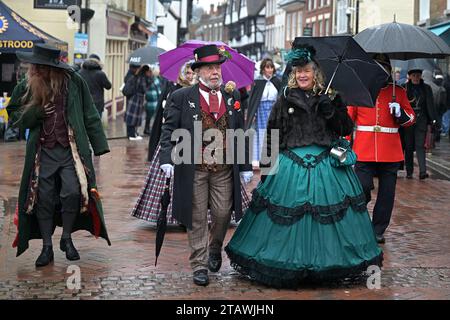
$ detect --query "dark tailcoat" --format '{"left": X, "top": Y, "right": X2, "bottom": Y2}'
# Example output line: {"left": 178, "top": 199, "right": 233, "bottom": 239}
{"left": 159, "top": 84, "right": 252, "bottom": 229}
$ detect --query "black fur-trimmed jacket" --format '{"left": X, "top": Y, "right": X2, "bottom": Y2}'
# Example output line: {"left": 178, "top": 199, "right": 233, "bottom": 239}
{"left": 264, "top": 87, "right": 354, "bottom": 156}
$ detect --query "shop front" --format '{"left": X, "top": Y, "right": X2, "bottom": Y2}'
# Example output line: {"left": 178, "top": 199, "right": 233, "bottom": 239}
{"left": 103, "top": 9, "right": 148, "bottom": 121}
{"left": 429, "top": 21, "right": 450, "bottom": 75}
{"left": 0, "top": 1, "right": 67, "bottom": 95}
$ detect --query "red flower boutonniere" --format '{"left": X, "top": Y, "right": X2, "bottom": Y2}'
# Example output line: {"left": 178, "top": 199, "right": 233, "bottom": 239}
{"left": 234, "top": 101, "right": 241, "bottom": 110}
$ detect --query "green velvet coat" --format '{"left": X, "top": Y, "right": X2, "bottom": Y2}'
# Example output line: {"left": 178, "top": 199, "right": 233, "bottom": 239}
{"left": 7, "top": 71, "right": 111, "bottom": 257}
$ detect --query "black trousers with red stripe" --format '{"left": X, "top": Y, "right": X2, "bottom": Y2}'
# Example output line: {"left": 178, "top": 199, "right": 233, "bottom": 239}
{"left": 354, "top": 161, "right": 401, "bottom": 237}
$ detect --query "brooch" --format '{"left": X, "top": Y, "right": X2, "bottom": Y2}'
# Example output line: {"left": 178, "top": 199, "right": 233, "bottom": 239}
{"left": 288, "top": 107, "right": 294, "bottom": 114}
{"left": 228, "top": 110, "right": 233, "bottom": 115}
{"left": 188, "top": 101, "right": 196, "bottom": 109}
{"left": 193, "top": 114, "right": 199, "bottom": 121}
{"left": 227, "top": 97, "right": 233, "bottom": 106}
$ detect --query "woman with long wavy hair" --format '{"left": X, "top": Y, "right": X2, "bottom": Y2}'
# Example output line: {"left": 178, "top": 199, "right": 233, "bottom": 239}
{"left": 7, "top": 44, "right": 111, "bottom": 267}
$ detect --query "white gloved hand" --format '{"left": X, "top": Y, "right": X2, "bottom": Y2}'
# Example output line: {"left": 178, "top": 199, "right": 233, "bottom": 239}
{"left": 389, "top": 102, "right": 401, "bottom": 118}
{"left": 160, "top": 164, "right": 174, "bottom": 178}
{"left": 240, "top": 171, "right": 253, "bottom": 185}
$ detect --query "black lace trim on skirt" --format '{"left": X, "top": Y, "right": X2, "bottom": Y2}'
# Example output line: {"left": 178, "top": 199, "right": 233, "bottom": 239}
{"left": 249, "top": 189, "right": 367, "bottom": 225}
{"left": 282, "top": 148, "right": 330, "bottom": 168}
{"left": 225, "top": 245, "right": 383, "bottom": 289}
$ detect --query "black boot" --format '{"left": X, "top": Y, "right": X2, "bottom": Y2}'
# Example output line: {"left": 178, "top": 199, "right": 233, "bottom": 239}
{"left": 143, "top": 117, "right": 150, "bottom": 135}
{"left": 60, "top": 238, "right": 80, "bottom": 261}
{"left": 35, "top": 245, "right": 54, "bottom": 267}
{"left": 419, "top": 172, "right": 429, "bottom": 180}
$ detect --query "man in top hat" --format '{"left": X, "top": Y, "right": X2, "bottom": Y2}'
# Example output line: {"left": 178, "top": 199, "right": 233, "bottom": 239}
{"left": 347, "top": 53, "right": 416, "bottom": 244}
{"left": 404, "top": 68, "right": 437, "bottom": 179}
{"left": 7, "top": 43, "right": 111, "bottom": 267}
{"left": 159, "top": 44, "right": 253, "bottom": 286}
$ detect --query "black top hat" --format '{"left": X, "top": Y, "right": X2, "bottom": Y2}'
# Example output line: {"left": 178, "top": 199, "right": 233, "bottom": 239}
{"left": 191, "top": 44, "right": 227, "bottom": 70}
{"left": 16, "top": 43, "right": 72, "bottom": 71}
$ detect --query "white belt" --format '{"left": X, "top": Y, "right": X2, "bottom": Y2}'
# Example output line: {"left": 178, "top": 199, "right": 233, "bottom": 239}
{"left": 357, "top": 125, "right": 398, "bottom": 133}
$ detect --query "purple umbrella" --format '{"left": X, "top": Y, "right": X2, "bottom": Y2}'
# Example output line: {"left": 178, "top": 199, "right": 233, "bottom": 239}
{"left": 159, "top": 40, "right": 255, "bottom": 89}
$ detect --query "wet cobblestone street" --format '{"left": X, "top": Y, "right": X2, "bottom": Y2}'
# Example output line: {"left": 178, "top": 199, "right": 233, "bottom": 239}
{"left": 1, "top": 137, "right": 449, "bottom": 300}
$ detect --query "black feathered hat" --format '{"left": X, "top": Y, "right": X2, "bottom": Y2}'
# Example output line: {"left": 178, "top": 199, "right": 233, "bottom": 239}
{"left": 285, "top": 42, "right": 317, "bottom": 67}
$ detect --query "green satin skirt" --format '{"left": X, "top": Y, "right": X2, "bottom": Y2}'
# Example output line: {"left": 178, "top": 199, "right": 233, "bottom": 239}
{"left": 225, "top": 144, "right": 383, "bottom": 288}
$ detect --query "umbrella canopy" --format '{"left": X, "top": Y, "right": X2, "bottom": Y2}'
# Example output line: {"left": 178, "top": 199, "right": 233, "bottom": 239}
{"left": 354, "top": 21, "right": 450, "bottom": 60}
{"left": 291, "top": 36, "right": 389, "bottom": 107}
{"left": 155, "top": 177, "right": 171, "bottom": 266}
{"left": 128, "top": 46, "right": 166, "bottom": 66}
{"left": 159, "top": 40, "right": 255, "bottom": 89}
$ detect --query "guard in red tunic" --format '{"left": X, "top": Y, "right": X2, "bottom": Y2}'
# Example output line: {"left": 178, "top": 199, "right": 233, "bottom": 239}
{"left": 347, "top": 54, "right": 415, "bottom": 244}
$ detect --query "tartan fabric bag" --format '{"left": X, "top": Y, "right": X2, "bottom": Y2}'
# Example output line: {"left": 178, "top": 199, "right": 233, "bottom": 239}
{"left": 131, "top": 144, "right": 251, "bottom": 225}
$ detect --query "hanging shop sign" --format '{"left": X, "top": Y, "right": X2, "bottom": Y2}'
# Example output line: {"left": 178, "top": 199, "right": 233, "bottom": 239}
{"left": 34, "top": 0, "right": 81, "bottom": 10}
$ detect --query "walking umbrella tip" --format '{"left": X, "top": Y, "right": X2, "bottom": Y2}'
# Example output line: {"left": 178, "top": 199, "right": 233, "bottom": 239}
{"left": 154, "top": 177, "right": 171, "bottom": 266}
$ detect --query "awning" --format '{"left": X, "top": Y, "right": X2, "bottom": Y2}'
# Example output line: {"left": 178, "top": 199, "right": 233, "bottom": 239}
{"left": 429, "top": 23, "right": 450, "bottom": 36}
{"left": 0, "top": 1, "right": 68, "bottom": 53}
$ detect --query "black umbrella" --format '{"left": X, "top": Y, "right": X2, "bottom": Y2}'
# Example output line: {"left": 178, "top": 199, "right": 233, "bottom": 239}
{"left": 128, "top": 46, "right": 166, "bottom": 66}
{"left": 354, "top": 20, "right": 450, "bottom": 101}
{"left": 155, "top": 177, "right": 171, "bottom": 266}
{"left": 292, "top": 36, "right": 389, "bottom": 107}
{"left": 354, "top": 21, "right": 450, "bottom": 60}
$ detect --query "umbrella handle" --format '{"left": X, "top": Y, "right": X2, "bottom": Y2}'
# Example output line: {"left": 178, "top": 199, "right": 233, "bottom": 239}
{"left": 392, "top": 70, "right": 396, "bottom": 102}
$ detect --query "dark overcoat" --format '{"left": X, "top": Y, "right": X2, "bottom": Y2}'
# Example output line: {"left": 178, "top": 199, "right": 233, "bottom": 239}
{"left": 159, "top": 84, "right": 252, "bottom": 229}
{"left": 405, "top": 80, "right": 437, "bottom": 130}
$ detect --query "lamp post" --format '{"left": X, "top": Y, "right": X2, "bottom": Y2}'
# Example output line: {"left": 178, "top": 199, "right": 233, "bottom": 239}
{"left": 355, "top": 0, "right": 360, "bottom": 34}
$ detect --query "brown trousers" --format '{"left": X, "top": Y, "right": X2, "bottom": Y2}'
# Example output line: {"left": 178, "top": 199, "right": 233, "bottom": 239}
{"left": 188, "top": 168, "right": 233, "bottom": 272}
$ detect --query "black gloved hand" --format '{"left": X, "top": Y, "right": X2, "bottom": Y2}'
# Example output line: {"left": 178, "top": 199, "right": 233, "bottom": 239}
{"left": 317, "top": 94, "right": 334, "bottom": 119}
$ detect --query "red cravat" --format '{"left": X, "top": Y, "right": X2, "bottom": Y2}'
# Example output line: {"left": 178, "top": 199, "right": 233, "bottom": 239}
{"left": 199, "top": 82, "right": 219, "bottom": 113}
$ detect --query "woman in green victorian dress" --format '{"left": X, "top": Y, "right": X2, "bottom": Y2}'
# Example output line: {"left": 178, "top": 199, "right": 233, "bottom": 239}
{"left": 225, "top": 43, "right": 383, "bottom": 288}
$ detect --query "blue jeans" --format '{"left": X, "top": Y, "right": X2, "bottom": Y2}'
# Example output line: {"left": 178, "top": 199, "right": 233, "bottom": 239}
{"left": 442, "top": 109, "right": 450, "bottom": 134}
